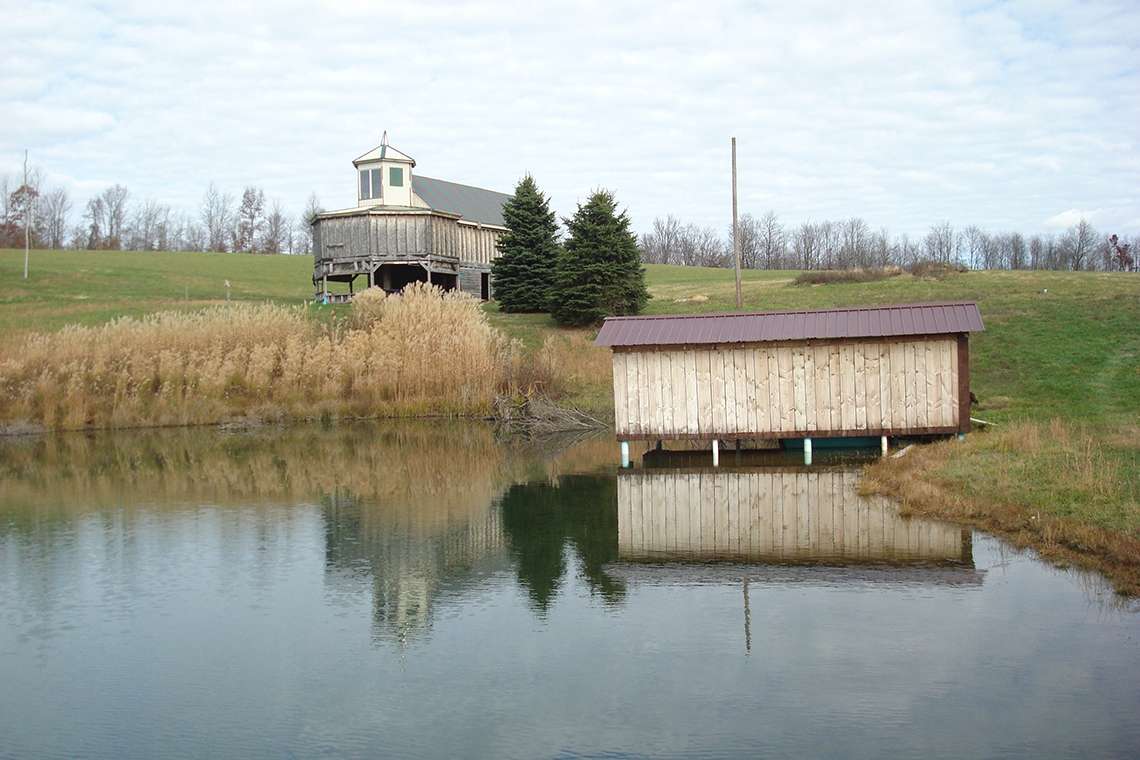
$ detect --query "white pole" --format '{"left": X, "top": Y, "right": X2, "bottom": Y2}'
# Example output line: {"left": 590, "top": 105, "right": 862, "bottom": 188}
{"left": 712, "top": 439, "right": 720, "bottom": 467}
{"left": 23, "top": 149, "right": 30, "bottom": 280}
{"left": 804, "top": 438, "right": 812, "bottom": 466}
{"left": 620, "top": 441, "right": 630, "bottom": 468}
{"left": 881, "top": 435, "right": 888, "bottom": 456}
{"left": 731, "top": 138, "right": 742, "bottom": 310}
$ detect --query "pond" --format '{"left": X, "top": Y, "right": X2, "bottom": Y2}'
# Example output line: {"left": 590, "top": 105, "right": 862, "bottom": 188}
{"left": 1, "top": 423, "right": 1137, "bottom": 759}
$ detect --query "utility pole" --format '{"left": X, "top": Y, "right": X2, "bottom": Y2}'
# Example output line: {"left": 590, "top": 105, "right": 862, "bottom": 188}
{"left": 23, "top": 150, "right": 30, "bottom": 280}
{"left": 731, "top": 138, "right": 742, "bottom": 309}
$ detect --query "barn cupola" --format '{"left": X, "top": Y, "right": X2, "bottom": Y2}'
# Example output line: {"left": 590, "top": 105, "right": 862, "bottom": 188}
{"left": 353, "top": 131, "right": 416, "bottom": 208}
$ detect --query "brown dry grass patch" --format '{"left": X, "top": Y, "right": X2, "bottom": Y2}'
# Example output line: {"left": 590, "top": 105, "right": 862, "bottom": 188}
{"left": 0, "top": 284, "right": 519, "bottom": 430}
{"left": 861, "top": 421, "right": 1140, "bottom": 595}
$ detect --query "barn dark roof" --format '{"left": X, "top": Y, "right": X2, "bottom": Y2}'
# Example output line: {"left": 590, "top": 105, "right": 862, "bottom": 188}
{"left": 594, "top": 302, "right": 983, "bottom": 348}
{"left": 412, "top": 175, "right": 510, "bottom": 227}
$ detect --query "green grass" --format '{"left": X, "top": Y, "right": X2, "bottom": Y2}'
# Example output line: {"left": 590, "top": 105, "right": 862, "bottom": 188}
{"left": 0, "top": 248, "right": 319, "bottom": 333}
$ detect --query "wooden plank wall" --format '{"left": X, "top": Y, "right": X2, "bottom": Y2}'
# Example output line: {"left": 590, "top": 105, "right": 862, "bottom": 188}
{"left": 318, "top": 214, "right": 502, "bottom": 265}
{"left": 616, "top": 469, "right": 965, "bottom": 562}
{"left": 611, "top": 338, "right": 959, "bottom": 438}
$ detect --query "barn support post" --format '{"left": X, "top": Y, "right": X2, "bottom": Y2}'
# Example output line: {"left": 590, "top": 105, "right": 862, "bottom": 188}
{"left": 881, "top": 435, "right": 888, "bottom": 456}
{"left": 322, "top": 275, "right": 328, "bottom": 304}
{"left": 368, "top": 268, "right": 374, "bottom": 289}
{"left": 712, "top": 439, "right": 720, "bottom": 467}
{"left": 804, "top": 438, "right": 813, "bottom": 466}
{"left": 620, "top": 441, "right": 630, "bottom": 468}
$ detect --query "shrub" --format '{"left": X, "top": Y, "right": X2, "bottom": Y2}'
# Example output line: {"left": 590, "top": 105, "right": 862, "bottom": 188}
{"left": 793, "top": 268, "right": 902, "bottom": 286}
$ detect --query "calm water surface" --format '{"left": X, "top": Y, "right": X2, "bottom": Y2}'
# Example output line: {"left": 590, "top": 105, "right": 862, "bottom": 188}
{"left": 1, "top": 423, "right": 1137, "bottom": 759}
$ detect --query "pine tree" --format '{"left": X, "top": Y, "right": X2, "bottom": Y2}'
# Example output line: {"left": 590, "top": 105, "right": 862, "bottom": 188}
{"left": 552, "top": 190, "right": 649, "bottom": 326}
{"left": 491, "top": 175, "right": 560, "bottom": 312}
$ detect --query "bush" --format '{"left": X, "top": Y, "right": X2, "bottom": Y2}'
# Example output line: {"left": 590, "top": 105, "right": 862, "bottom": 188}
{"left": 906, "top": 260, "right": 968, "bottom": 278}
{"left": 793, "top": 267, "right": 902, "bottom": 285}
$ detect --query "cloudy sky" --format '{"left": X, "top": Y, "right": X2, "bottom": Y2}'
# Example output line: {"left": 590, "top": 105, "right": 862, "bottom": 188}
{"left": 3, "top": 0, "right": 1138, "bottom": 237}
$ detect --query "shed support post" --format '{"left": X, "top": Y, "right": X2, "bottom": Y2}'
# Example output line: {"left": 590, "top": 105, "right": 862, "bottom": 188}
{"left": 712, "top": 439, "right": 719, "bottom": 467}
{"left": 322, "top": 275, "right": 328, "bottom": 304}
{"left": 881, "top": 435, "right": 888, "bottom": 456}
{"left": 957, "top": 432, "right": 966, "bottom": 442}
{"left": 804, "top": 438, "right": 812, "bottom": 466}
{"left": 368, "top": 268, "right": 374, "bottom": 289}
{"left": 620, "top": 441, "right": 630, "bottom": 468}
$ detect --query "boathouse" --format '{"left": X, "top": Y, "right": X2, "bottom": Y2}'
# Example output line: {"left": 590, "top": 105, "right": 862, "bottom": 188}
{"left": 311, "top": 134, "right": 511, "bottom": 302}
{"left": 594, "top": 302, "right": 984, "bottom": 463}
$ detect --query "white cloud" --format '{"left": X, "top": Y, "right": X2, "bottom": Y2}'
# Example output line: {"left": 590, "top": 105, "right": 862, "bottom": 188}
{"left": 0, "top": 0, "right": 1137, "bottom": 237}
{"left": 1044, "top": 208, "right": 1101, "bottom": 228}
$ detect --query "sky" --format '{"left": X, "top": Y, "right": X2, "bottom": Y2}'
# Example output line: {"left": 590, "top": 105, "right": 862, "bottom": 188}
{"left": 2, "top": 0, "right": 1138, "bottom": 238}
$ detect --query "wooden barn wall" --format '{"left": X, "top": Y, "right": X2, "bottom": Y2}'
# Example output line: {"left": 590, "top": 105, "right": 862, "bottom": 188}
{"left": 617, "top": 469, "right": 966, "bottom": 563}
{"left": 316, "top": 215, "right": 503, "bottom": 265}
{"left": 611, "top": 337, "right": 959, "bottom": 438}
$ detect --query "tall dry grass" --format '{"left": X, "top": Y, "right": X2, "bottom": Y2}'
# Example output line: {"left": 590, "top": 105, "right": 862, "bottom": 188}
{"left": 0, "top": 284, "right": 518, "bottom": 430}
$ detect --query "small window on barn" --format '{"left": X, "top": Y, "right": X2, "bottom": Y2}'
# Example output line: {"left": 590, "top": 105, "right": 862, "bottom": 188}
{"left": 370, "top": 168, "right": 382, "bottom": 199}
{"left": 389, "top": 167, "right": 404, "bottom": 187}
{"left": 359, "top": 170, "right": 370, "bottom": 200}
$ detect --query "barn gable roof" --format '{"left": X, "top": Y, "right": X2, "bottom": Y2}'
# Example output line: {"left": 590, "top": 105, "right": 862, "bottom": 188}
{"left": 412, "top": 175, "right": 511, "bottom": 227}
{"left": 594, "top": 302, "right": 984, "bottom": 348}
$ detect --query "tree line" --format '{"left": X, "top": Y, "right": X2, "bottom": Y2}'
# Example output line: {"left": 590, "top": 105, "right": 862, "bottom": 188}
{"left": 0, "top": 168, "right": 323, "bottom": 255}
{"left": 639, "top": 212, "right": 1137, "bottom": 272}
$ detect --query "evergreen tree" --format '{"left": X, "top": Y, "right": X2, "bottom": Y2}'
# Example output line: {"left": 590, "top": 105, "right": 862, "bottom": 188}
{"left": 490, "top": 175, "right": 560, "bottom": 312}
{"left": 552, "top": 190, "right": 648, "bottom": 326}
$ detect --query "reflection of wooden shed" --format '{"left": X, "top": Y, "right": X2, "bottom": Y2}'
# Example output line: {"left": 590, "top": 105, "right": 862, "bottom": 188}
{"left": 594, "top": 302, "right": 984, "bottom": 461}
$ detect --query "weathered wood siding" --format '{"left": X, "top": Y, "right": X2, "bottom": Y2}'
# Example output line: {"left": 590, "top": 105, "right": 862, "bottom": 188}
{"left": 315, "top": 212, "right": 502, "bottom": 265}
{"left": 617, "top": 469, "right": 966, "bottom": 563}
{"left": 611, "top": 337, "right": 960, "bottom": 439}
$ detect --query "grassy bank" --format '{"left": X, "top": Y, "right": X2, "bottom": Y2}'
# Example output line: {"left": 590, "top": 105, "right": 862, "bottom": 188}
{"left": 3, "top": 248, "right": 1138, "bottom": 591}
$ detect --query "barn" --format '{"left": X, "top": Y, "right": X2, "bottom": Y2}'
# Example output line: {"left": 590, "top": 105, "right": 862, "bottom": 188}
{"left": 310, "top": 134, "right": 511, "bottom": 302}
{"left": 594, "top": 302, "right": 984, "bottom": 464}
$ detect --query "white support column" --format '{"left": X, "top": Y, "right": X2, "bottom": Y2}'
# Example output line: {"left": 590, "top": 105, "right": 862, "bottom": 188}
{"left": 620, "top": 441, "right": 630, "bottom": 468}
{"left": 881, "top": 435, "right": 888, "bottom": 456}
{"left": 804, "top": 438, "right": 812, "bottom": 466}
{"left": 712, "top": 439, "right": 720, "bottom": 467}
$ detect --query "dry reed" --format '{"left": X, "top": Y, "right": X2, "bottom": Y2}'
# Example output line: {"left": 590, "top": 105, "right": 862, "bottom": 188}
{"left": 0, "top": 284, "right": 518, "bottom": 430}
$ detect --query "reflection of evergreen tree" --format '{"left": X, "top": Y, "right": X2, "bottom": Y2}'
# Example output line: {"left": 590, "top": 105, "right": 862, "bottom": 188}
{"left": 499, "top": 474, "right": 624, "bottom": 611}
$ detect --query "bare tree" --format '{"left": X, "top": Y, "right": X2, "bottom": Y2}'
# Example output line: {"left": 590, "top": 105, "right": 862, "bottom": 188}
{"left": 201, "top": 183, "right": 233, "bottom": 252}
{"left": 300, "top": 192, "right": 323, "bottom": 255}
{"left": 1060, "top": 219, "right": 1097, "bottom": 270}
{"left": 924, "top": 222, "right": 955, "bottom": 264}
{"left": 840, "top": 217, "right": 872, "bottom": 268}
{"left": 36, "top": 187, "right": 71, "bottom": 249}
{"left": 757, "top": 211, "right": 784, "bottom": 269}
{"left": 639, "top": 215, "right": 684, "bottom": 264}
{"left": 234, "top": 186, "right": 265, "bottom": 252}
{"left": 678, "top": 223, "right": 727, "bottom": 267}
{"left": 735, "top": 213, "right": 761, "bottom": 269}
{"left": 261, "top": 200, "right": 289, "bottom": 254}
{"left": 791, "top": 222, "right": 820, "bottom": 270}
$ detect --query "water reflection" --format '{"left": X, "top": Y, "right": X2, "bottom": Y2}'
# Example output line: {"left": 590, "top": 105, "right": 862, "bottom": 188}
{"left": 2, "top": 425, "right": 1139, "bottom": 759}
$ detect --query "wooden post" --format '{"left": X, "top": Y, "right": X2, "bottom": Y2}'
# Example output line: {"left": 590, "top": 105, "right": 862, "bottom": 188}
{"left": 620, "top": 441, "right": 630, "bottom": 468}
{"left": 712, "top": 439, "right": 720, "bottom": 467}
{"left": 368, "top": 268, "right": 374, "bottom": 289}
{"left": 881, "top": 435, "right": 888, "bottom": 456}
{"left": 804, "top": 437, "right": 812, "bottom": 466}
{"left": 22, "top": 150, "right": 30, "bottom": 280}
{"left": 731, "top": 137, "right": 742, "bottom": 310}
{"left": 957, "top": 334, "right": 971, "bottom": 433}
{"left": 322, "top": 274, "right": 328, "bottom": 303}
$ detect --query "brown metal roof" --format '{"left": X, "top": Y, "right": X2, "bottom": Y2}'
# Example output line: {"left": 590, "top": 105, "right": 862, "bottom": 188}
{"left": 594, "top": 301, "right": 983, "bottom": 348}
